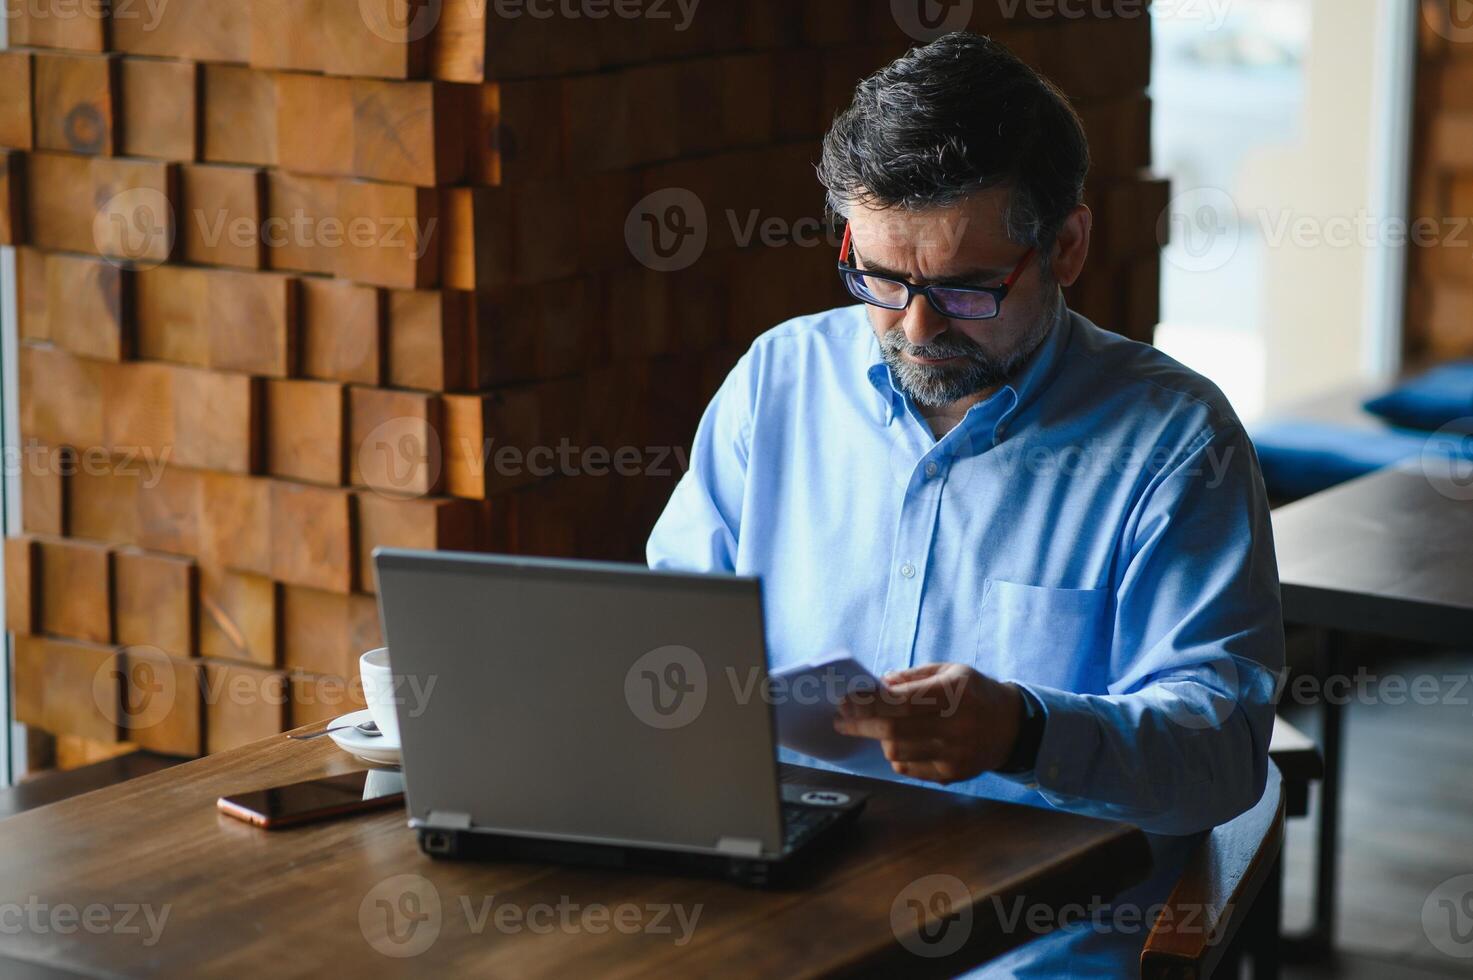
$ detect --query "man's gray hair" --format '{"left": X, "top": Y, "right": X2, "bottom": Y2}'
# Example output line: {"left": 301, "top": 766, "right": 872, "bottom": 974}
{"left": 818, "top": 32, "right": 1090, "bottom": 273}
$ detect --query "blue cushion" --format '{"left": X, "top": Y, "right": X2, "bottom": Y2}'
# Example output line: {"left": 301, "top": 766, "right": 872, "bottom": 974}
{"left": 1249, "top": 420, "right": 1473, "bottom": 499}
{"left": 1363, "top": 361, "right": 1473, "bottom": 432}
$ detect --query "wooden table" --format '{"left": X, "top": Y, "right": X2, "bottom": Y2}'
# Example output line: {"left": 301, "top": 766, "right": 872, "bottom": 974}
{"left": 0, "top": 730, "right": 1150, "bottom": 977}
{"left": 1272, "top": 462, "right": 1473, "bottom": 953}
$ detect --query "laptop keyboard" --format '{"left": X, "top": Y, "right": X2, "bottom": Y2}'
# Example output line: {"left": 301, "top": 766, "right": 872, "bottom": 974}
{"left": 781, "top": 803, "right": 837, "bottom": 851}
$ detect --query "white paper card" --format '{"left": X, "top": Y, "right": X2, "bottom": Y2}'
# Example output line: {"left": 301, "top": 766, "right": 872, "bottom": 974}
{"left": 770, "top": 653, "right": 894, "bottom": 779}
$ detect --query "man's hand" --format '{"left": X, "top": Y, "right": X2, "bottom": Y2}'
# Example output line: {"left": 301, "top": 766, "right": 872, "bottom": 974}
{"left": 832, "top": 663, "right": 1025, "bottom": 784}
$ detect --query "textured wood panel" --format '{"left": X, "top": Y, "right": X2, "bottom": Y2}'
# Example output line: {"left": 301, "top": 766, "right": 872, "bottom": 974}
{"left": 119, "top": 57, "right": 198, "bottom": 160}
{"left": 13, "top": 637, "right": 121, "bottom": 745}
{"left": 114, "top": 549, "right": 197, "bottom": 657}
{"left": 0, "top": 51, "right": 35, "bottom": 149}
{"left": 38, "top": 536, "right": 113, "bottom": 645}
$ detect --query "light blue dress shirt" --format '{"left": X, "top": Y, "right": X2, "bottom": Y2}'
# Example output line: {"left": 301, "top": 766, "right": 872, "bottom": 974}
{"left": 647, "top": 301, "right": 1283, "bottom": 976}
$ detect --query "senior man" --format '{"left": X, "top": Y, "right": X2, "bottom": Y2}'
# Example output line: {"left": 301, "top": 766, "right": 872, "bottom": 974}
{"left": 648, "top": 32, "right": 1282, "bottom": 975}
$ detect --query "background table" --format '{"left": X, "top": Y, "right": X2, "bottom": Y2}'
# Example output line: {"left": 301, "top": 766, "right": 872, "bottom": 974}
{"left": 0, "top": 729, "right": 1150, "bottom": 977}
{"left": 1272, "top": 462, "right": 1473, "bottom": 952}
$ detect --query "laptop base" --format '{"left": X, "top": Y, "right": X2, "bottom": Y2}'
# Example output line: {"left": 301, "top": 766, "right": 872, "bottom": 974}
{"left": 418, "top": 794, "right": 866, "bottom": 889}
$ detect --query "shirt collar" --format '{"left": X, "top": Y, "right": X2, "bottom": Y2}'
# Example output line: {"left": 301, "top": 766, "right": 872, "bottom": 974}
{"left": 865, "top": 297, "right": 1074, "bottom": 445}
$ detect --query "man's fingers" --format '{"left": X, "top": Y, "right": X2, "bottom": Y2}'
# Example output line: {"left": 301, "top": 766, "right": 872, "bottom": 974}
{"left": 882, "top": 663, "right": 947, "bottom": 686}
{"left": 880, "top": 738, "right": 949, "bottom": 763}
{"left": 891, "top": 760, "right": 956, "bottom": 784}
{"left": 838, "top": 694, "right": 925, "bottom": 719}
{"left": 840, "top": 676, "right": 960, "bottom": 718}
{"left": 883, "top": 671, "right": 970, "bottom": 710}
{"left": 832, "top": 713, "right": 952, "bottom": 741}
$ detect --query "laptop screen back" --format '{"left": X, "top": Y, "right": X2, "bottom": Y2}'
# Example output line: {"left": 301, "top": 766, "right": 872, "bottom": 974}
{"left": 374, "top": 550, "right": 785, "bottom": 856}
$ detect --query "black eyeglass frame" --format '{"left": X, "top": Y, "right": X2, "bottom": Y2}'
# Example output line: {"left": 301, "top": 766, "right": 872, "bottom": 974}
{"left": 836, "top": 224, "right": 1036, "bottom": 321}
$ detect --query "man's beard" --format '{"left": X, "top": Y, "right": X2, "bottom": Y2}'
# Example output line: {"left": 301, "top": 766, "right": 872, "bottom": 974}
{"left": 879, "top": 304, "right": 1058, "bottom": 409}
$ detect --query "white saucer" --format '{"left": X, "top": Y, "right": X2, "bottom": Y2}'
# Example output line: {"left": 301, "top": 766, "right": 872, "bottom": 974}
{"left": 326, "top": 709, "right": 402, "bottom": 767}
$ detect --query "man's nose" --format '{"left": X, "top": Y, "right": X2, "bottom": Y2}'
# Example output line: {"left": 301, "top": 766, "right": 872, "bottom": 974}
{"left": 901, "top": 297, "right": 950, "bottom": 348}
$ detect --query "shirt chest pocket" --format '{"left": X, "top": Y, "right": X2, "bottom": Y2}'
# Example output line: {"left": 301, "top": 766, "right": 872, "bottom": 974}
{"left": 974, "top": 579, "right": 1111, "bottom": 692}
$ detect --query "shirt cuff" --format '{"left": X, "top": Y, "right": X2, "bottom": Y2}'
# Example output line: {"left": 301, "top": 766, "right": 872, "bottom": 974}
{"left": 994, "top": 682, "right": 1103, "bottom": 803}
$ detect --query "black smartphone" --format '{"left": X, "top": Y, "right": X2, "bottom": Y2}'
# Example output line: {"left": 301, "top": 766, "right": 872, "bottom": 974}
{"left": 217, "top": 770, "right": 405, "bottom": 829}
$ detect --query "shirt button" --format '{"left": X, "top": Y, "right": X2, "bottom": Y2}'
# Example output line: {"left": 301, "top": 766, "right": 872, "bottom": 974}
{"left": 899, "top": 562, "right": 916, "bottom": 579}
{"left": 924, "top": 462, "right": 939, "bottom": 479}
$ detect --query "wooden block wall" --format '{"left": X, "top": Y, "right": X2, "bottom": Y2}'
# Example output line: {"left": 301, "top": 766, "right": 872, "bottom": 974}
{"left": 1406, "top": 4, "right": 1473, "bottom": 358}
{"left": 4, "top": 1, "right": 1160, "bottom": 762}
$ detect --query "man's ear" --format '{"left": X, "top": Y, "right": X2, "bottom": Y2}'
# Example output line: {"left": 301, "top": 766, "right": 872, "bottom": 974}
{"left": 1049, "top": 205, "right": 1092, "bottom": 288}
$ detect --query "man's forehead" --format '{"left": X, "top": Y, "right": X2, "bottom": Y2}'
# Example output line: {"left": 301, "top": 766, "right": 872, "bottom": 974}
{"left": 846, "top": 190, "right": 1012, "bottom": 256}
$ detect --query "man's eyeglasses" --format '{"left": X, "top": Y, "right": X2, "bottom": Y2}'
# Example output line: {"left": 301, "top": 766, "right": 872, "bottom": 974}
{"left": 837, "top": 225, "right": 1035, "bottom": 321}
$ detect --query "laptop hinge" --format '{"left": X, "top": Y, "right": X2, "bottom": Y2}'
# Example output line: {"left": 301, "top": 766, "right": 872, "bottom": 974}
{"left": 715, "top": 836, "right": 764, "bottom": 858}
{"left": 426, "top": 810, "right": 473, "bottom": 830}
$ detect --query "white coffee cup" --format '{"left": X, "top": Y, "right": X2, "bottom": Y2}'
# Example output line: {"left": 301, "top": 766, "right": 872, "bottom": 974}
{"left": 359, "top": 647, "right": 401, "bottom": 743}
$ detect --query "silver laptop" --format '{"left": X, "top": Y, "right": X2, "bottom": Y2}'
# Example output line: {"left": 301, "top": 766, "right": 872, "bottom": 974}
{"left": 373, "top": 549, "right": 865, "bottom": 886}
